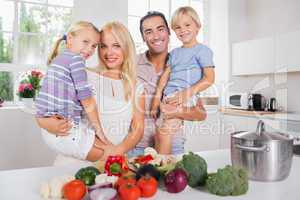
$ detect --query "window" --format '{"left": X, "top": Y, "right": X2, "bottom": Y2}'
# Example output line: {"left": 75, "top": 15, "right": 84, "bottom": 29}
{"left": 0, "top": 0, "right": 73, "bottom": 103}
{"left": 128, "top": 0, "right": 209, "bottom": 53}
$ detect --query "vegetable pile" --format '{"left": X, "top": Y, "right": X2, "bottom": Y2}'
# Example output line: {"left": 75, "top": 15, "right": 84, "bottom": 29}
{"left": 40, "top": 148, "right": 249, "bottom": 199}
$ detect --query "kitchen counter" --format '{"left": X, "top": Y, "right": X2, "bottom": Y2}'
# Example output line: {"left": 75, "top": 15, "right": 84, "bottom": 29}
{"left": 220, "top": 108, "right": 300, "bottom": 122}
{"left": 0, "top": 149, "right": 299, "bottom": 200}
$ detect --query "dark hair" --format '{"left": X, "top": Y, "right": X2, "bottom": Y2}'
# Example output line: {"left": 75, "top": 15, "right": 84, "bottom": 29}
{"left": 139, "top": 11, "right": 170, "bottom": 37}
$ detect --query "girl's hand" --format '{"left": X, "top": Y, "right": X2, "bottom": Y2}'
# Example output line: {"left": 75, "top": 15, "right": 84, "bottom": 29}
{"left": 165, "top": 89, "right": 193, "bottom": 106}
{"left": 37, "top": 115, "right": 72, "bottom": 136}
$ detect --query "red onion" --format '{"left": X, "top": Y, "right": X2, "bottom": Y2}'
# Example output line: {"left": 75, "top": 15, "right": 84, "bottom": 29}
{"left": 89, "top": 188, "right": 117, "bottom": 200}
{"left": 164, "top": 168, "right": 188, "bottom": 193}
{"left": 88, "top": 182, "right": 113, "bottom": 192}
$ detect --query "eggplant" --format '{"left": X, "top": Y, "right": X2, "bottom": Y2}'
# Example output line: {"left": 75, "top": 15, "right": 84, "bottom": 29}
{"left": 135, "top": 164, "right": 160, "bottom": 181}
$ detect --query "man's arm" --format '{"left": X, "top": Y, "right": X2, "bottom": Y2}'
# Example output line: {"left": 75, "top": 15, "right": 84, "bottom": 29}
{"left": 150, "top": 66, "right": 171, "bottom": 118}
{"left": 160, "top": 99, "right": 207, "bottom": 121}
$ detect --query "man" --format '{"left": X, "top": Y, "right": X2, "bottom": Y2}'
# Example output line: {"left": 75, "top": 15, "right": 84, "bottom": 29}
{"left": 128, "top": 11, "right": 207, "bottom": 156}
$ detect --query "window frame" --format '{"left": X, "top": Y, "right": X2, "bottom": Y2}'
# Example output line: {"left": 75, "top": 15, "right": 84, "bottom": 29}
{"left": 0, "top": 0, "right": 73, "bottom": 104}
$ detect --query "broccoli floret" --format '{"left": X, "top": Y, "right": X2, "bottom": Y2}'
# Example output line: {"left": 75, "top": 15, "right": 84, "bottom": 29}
{"left": 206, "top": 165, "right": 249, "bottom": 196}
{"left": 176, "top": 152, "right": 207, "bottom": 187}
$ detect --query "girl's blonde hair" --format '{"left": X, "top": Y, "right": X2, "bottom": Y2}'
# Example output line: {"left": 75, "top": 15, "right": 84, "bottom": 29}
{"left": 98, "top": 21, "right": 137, "bottom": 102}
{"left": 171, "top": 6, "right": 201, "bottom": 30}
{"left": 47, "top": 21, "right": 99, "bottom": 65}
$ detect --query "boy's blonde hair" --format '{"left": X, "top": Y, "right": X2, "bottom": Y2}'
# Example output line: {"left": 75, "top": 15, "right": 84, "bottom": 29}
{"left": 171, "top": 6, "right": 201, "bottom": 30}
{"left": 47, "top": 21, "right": 99, "bottom": 65}
{"left": 98, "top": 21, "right": 137, "bottom": 102}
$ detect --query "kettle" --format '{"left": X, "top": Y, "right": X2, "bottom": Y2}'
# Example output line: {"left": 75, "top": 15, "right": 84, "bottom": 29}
{"left": 268, "top": 97, "right": 277, "bottom": 112}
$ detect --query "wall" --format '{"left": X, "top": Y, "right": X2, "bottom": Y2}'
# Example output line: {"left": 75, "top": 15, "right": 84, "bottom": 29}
{"left": 209, "top": 0, "right": 230, "bottom": 84}
{"left": 202, "top": 0, "right": 230, "bottom": 104}
{"left": 228, "top": 0, "right": 300, "bottom": 113}
{"left": 73, "top": 0, "right": 128, "bottom": 67}
{"left": 0, "top": 0, "right": 128, "bottom": 170}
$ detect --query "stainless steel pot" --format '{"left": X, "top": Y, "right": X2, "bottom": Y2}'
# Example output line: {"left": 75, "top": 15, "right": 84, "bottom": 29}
{"left": 231, "top": 120, "right": 293, "bottom": 181}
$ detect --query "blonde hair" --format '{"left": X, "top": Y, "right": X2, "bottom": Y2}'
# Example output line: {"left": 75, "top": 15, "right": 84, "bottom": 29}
{"left": 47, "top": 21, "right": 99, "bottom": 65}
{"left": 171, "top": 6, "right": 201, "bottom": 30}
{"left": 98, "top": 21, "right": 137, "bottom": 102}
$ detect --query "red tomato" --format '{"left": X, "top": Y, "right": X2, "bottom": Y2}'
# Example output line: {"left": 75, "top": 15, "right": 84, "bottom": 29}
{"left": 63, "top": 179, "right": 86, "bottom": 200}
{"left": 115, "top": 175, "right": 136, "bottom": 189}
{"left": 137, "top": 175, "right": 158, "bottom": 197}
{"left": 119, "top": 183, "right": 141, "bottom": 200}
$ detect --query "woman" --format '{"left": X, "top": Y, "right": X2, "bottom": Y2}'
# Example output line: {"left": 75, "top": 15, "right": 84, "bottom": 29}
{"left": 36, "top": 21, "right": 145, "bottom": 162}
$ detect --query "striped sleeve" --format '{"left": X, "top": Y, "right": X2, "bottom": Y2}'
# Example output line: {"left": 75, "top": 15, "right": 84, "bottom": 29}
{"left": 69, "top": 56, "right": 93, "bottom": 100}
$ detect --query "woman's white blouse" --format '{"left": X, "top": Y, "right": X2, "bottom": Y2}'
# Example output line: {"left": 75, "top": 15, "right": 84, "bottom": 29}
{"left": 87, "top": 70, "right": 144, "bottom": 145}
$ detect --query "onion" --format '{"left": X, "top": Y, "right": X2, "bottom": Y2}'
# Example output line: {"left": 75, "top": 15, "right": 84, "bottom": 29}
{"left": 164, "top": 168, "right": 188, "bottom": 193}
{"left": 88, "top": 182, "right": 113, "bottom": 192}
{"left": 89, "top": 188, "right": 118, "bottom": 200}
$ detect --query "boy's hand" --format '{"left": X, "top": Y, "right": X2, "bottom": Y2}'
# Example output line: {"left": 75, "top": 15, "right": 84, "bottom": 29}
{"left": 165, "top": 89, "right": 193, "bottom": 106}
{"left": 160, "top": 102, "right": 182, "bottom": 120}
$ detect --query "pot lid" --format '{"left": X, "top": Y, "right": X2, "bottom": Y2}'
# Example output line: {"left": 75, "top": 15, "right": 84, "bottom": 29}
{"left": 232, "top": 120, "right": 293, "bottom": 141}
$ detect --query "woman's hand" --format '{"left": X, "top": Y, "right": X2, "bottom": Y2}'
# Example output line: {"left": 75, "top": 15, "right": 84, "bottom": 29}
{"left": 150, "top": 97, "right": 160, "bottom": 119}
{"left": 99, "top": 144, "right": 124, "bottom": 161}
{"left": 36, "top": 115, "right": 72, "bottom": 136}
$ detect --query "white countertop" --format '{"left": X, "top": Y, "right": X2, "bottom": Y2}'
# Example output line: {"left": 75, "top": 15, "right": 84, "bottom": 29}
{"left": 220, "top": 108, "right": 300, "bottom": 122}
{"left": 0, "top": 149, "right": 300, "bottom": 200}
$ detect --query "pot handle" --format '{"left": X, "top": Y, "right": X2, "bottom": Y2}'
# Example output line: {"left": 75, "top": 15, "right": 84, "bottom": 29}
{"left": 234, "top": 144, "right": 268, "bottom": 152}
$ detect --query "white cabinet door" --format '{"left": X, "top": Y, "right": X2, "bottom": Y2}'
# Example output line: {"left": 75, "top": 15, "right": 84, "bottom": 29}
{"left": 275, "top": 30, "right": 300, "bottom": 72}
{"left": 184, "top": 112, "right": 221, "bottom": 152}
{"left": 0, "top": 109, "right": 56, "bottom": 170}
{"left": 232, "top": 37, "right": 275, "bottom": 75}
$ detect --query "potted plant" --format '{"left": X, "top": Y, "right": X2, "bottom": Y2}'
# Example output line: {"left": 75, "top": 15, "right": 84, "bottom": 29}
{"left": 17, "top": 70, "right": 44, "bottom": 108}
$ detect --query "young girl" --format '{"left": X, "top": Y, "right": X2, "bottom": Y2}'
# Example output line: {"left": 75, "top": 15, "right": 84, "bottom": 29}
{"left": 151, "top": 6, "right": 215, "bottom": 154}
{"left": 35, "top": 21, "right": 110, "bottom": 161}
{"left": 36, "top": 21, "right": 145, "bottom": 162}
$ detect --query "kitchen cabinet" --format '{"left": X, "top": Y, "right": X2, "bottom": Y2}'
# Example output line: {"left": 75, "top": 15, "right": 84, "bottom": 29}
{"left": 184, "top": 107, "right": 221, "bottom": 152}
{"left": 275, "top": 30, "right": 300, "bottom": 72}
{"left": 232, "top": 30, "right": 300, "bottom": 75}
{"left": 0, "top": 109, "right": 56, "bottom": 170}
{"left": 232, "top": 36, "right": 275, "bottom": 75}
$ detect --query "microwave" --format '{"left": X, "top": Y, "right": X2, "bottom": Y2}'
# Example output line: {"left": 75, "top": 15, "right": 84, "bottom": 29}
{"left": 226, "top": 92, "right": 249, "bottom": 110}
